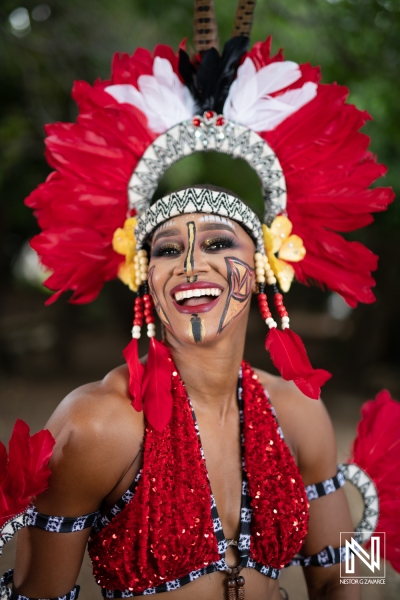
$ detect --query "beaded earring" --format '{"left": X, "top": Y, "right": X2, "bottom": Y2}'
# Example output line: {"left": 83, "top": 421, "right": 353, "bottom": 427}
{"left": 132, "top": 249, "right": 156, "bottom": 340}
{"left": 255, "top": 251, "right": 290, "bottom": 331}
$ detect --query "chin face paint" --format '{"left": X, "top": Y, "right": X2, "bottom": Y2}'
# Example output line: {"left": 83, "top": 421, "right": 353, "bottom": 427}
{"left": 189, "top": 313, "right": 205, "bottom": 343}
{"left": 184, "top": 221, "right": 197, "bottom": 283}
{"left": 218, "top": 257, "right": 254, "bottom": 333}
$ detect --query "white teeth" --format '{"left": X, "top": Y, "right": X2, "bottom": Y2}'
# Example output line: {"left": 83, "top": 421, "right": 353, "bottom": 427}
{"left": 174, "top": 288, "right": 222, "bottom": 302}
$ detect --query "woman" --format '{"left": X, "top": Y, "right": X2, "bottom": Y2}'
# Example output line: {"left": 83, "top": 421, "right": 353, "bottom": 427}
{"left": 11, "top": 190, "right": 356, "bottom": 600}
{"left": 0, "top": 1, "right": 397, "bottom": 598}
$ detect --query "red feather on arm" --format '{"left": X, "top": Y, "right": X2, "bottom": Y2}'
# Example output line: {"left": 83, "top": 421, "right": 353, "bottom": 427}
{"left": 123, "top": 338, "right": 145, "bottom": 412}
{"left": 349, "top": 390, "right": 400, "bottom": 573}
{"left": 142, "top": 339, "right": 173, "bottom": 432}
{"left": 0, "top": 420, "right": 55, "bottom": 531}
{"left": 265, "top": 328, "right": 331, "bottom": 400}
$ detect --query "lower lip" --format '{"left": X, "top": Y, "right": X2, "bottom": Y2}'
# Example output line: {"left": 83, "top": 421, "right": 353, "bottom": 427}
{"left": 172, "top": 296, "right": 221, "bottom": 314}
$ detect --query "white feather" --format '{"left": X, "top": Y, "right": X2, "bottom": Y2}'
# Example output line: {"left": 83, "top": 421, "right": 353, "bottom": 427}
{"left": 223, "top": 58, "right": 317, "bottom": 132}
{"left": 105, "top": 57, "right": 195, "bottom": 134}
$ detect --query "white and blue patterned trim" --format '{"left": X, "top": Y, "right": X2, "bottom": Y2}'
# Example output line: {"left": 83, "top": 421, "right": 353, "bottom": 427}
{"left": 26, "top": 506, "right": 100, "bottom": 533}
{"left": 0, "top": 570, "right": 80, "bottom": 600}
{"left": 128, "top": 115, "right": 286, "bottom": 225}
{"left": 305, "top": 468, "right": 346, "bottom": 502}
{"left": 288, "top": 545, "right": 347, "bottom": 568}
{"left": 339, "top": 463, "right": 379, "bottom": 544}
{"left": 135, "top": 188, "right": 265, "bottom": 253}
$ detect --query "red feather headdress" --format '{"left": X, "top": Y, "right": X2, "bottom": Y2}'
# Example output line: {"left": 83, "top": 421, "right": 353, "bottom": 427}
{"left": 26, "top": 36, "right": 393, "bottom": 308}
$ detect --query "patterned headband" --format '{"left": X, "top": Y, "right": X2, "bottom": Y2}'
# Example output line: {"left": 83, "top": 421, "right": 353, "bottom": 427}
{"left": 134, "top": 187, "right": 265, "bottom": 252}
{"left": 128, "top": 112, "right": 286, "bottom": 227}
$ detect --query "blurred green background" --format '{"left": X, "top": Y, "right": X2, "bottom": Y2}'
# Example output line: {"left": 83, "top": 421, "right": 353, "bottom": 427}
{"left": 0, "top": 2, "right": 400, "bottom": 596}
{"left": 1, "top": 0, "right": 399, "bottom": 391}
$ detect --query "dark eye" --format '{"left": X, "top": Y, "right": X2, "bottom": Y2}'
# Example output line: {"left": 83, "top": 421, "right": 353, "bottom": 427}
{"left": 203, "top": 236, "right": 237, "bottom": 251}
{"left": 152, "top": 242, "right": 182, "bottom": 257}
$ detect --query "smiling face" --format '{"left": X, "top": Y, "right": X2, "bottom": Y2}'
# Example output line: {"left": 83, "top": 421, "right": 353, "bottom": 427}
{"left": 148, "top": 213, "right": 256, "bottom": 346}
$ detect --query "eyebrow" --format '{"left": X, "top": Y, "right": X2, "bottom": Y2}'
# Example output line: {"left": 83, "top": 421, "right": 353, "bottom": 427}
{"left": 152, "top": 220, "right": 238, "bottom": 244}
{"left": 198, "top": 222, "right": 237, "bottom": 236}
{"left": 152, "top": 227, "right": 181, "bottom": 244}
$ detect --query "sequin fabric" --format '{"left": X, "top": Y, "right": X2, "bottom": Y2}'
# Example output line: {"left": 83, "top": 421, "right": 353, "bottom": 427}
{"left": 88, "top": 360, "right": 220, "bottom": 592}
{"left": 241, "top": 364, "right": 309, "bottom": 569}
{"left": 88, "top": 360, "right": 309, "bottom": 593}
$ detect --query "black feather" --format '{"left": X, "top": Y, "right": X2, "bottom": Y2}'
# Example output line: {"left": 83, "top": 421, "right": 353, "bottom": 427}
{"left": 178, "top": 36, "right": 249, "bottom": 114}
{"left": 214, "top": 36, "right": 249, "bottom": 112}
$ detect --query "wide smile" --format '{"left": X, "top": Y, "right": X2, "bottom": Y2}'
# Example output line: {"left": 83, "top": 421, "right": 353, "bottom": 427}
{"left": 170, "top": 282, "right": 223, "bottom": 314}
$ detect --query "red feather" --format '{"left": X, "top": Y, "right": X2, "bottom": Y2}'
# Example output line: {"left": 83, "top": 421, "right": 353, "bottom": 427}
{"left": 265, "top": 328, "right": 331, "bottom": 399}
{"left": 123, "top": 338, "right": 145, "bottom": 412}
{"left": 349, "top": 390, "right": 400, "bottom": 572}
{"left": 25, "top": 37, "right": 393, "bottom": 306}
{"left": 0, "top": 420, "right": 55, "bottom": 530}
{"left": 142, "top": 339, "right": 173, "bottom": 432}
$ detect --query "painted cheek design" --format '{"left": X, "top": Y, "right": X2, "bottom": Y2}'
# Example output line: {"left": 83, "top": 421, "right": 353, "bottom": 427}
{"left": 218, "top": 257, "right": 254, "bottom": 333}
{"left": 184, "top": 221, "right": 197, "bottom": 283}
{"left": 148, "top": 265, "right": 171, "bottom": 327}
{"left": 189, "top": 314, "right": 205, "bottom": 343}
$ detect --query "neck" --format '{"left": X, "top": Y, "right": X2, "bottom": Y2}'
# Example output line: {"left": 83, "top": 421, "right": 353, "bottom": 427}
{"left": 166, "top": 320, "right": 247, "bottom": 417}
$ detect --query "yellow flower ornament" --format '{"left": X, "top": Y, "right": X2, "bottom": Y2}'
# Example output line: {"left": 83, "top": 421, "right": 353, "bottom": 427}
{"left": 262, "top": 216, "right": 306, "bottom": 292}
{"left": 112, "top": 217, "right": 138, "bottom": 292}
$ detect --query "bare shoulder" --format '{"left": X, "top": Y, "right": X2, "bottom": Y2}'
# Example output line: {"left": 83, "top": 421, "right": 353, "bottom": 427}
{"left": 254, "top": 368, "right": 337, "bottom": 485}
{"left": 37, "top": 364, "right": 144, "bottom": 515}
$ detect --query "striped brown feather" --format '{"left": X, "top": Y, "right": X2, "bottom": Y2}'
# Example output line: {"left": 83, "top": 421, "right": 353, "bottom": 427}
{"left": 232, "top": 0, "right": 256, "bottom": 38}
{"left": 194, "top": 0, "right": 219, "bottom": 54}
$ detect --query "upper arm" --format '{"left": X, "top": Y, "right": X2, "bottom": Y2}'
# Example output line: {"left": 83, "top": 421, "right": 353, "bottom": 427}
{"left": 13, "top": 370, "right": 143, "bottom": 597}
{"left": 256, "top": 372, "right": 357, "bottom": 596}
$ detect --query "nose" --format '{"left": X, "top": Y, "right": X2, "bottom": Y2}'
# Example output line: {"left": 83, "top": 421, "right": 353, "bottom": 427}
{"left": 173, "top": 224, "right": 211, "bottom": 281}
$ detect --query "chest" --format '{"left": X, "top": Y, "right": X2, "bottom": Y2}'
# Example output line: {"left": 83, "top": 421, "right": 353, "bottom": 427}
{"left": 89, "top": 364, "right": 309, "bottom": 594}
{"left": 194, "top": 406, "right": 243, "bottom": 541}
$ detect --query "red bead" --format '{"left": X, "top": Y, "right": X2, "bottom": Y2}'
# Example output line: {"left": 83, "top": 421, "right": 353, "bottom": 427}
{"left": 146, "top": 316, "right": 156, "bottom": 324}
{"left": 275, "top": 293, "right": 283, "bottom": 301}
{"left": 205, "top": 110, "right": 215, "bottom": 119}
{"left": 216, "top": 116, "right": 225, "bottom": 126}
{"left": 258, "top": 293, "right": 267, "bottom": 302}
{"left": 144, "top": 308, "right": 153, "bottom": 318}
{"left": 133, "top": 319, "right": 142, "bottom": 327}
{"left": 258, "top": 298, "right": 268, "bottom": 306}
{"left": 281, "top": 310, "right": 288, "bottom": 317}
{"left": 135, "top": 311, "right": 144, "bottom": 320}
{"left": 144, "top": 300, "right": 153, "bottom": 309}
{"left": 135, "top": 297, "right": 143, "bottom": 305}
{"left": 192, "top": 117, "right": 201, "bottom": 127}
{"left": 143, "top": 294, "right": 150, "bottom": 302}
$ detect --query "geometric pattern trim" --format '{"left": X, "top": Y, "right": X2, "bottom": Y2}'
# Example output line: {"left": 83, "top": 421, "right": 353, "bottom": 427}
{"left": 135, "top": 187, "right": 265, "bottom": 253}
{"left": 339, "top": 462, "right": 379, "bottom": 545}
{"left": 26, "top": 506, "right": 100, "bottom": 534}
{"left": 305, "top": 468, "right": 346, "bottom": 502}
{"left": 0, "top": 513, "right": 30, "bottom": 558}
{"left": 288, "top": 545, "right": 347, "bottom": 568}
{"left": 128, "top": 114, "right": 287, "bottom": 226}
{"left": 0, "top": 570, "right": 80, "bottom": 600}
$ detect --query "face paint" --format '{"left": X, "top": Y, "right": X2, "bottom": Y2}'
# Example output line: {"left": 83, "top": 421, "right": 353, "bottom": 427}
{"left": 218, "top": 257, "right": 254, "bottom": 333}
{"left": 189, "top": 313, "right": 205, "bottom": 343}
{"left": 148, "top": 265, "right": 171, "bottom": 327}
{"left": 184, "top": 221, "right": 197, "bottom": 283}
{"left": 199, "top": 214, "right": 237, "bottom": 233}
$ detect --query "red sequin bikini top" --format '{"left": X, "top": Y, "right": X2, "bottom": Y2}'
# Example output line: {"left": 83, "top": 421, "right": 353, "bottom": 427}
{"left": 88, "top": 363, "right": 309, "bottom": 596}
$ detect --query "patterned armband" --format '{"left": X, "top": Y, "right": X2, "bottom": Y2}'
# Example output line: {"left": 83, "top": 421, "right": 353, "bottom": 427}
{"left": 0, "top": 570, "right": 80, "bottom": 600}
{"left": 287, "top": 545, "right": 346, "bottom": 568}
